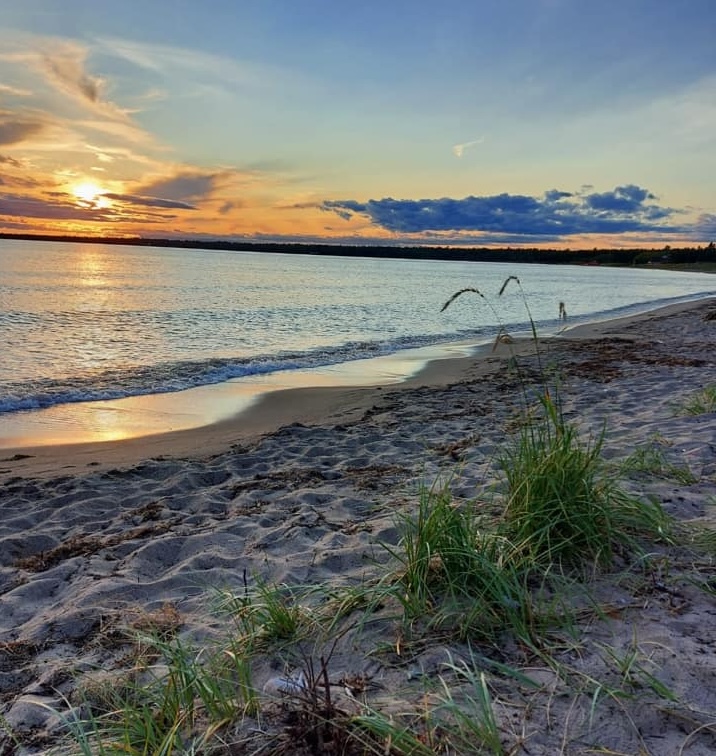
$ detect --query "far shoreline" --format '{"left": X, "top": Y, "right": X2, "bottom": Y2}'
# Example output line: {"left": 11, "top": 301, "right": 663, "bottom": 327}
{"left": 2, "top": 230, "right": 716, "bottom": 269}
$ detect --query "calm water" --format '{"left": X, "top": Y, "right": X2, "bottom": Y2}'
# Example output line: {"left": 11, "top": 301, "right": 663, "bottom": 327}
{"left": 1, "top": 239, "right": 714, "bottom": 416}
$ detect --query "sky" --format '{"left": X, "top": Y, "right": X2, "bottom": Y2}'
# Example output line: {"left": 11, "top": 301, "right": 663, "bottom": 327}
{"left": 0, "top": 0, "right": 714, "bottom": 249}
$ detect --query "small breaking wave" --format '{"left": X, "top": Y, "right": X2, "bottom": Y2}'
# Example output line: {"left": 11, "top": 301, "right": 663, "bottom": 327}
{"left": 1, "top": 290, "right": 712, "bottom": 417}
{"left": 0, "top": 329, "right": 491, "bottom": 415}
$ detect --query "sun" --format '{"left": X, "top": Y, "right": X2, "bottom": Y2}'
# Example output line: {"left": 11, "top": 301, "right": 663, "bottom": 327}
{"left": 72, "top": 181, "right": 110, "bottom": 208}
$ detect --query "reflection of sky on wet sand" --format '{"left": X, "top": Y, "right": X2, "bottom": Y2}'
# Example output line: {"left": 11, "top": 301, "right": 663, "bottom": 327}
{"left": 0, "top": 341, "right": 480, "bottom": 448}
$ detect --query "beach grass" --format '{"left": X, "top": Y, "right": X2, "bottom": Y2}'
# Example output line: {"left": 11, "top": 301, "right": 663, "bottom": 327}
{"left": 53, "top": 455, "right": 686, "bottom": 754}
{"left": 212, "top": 573, "right": 311, "bottom": 652}
{"left": 679, "top": 383, "right": 716, "bottom": 415}
{"left": 64, "top": 632, "right": 261, "bottom": 755}
{"left": 443, "top": 277, "right": 672, "bottom": 570}
{"left": 385, "top": 481, "right": 542, "bottom": 644}
{"left": 619, "top": 440, "right": 698, "bottom": 485}
{"left": 40, "top": 287, "right": 716, "bottom": 755}
{"left": 500, "top": 393, "right": 672, "bottom": 569}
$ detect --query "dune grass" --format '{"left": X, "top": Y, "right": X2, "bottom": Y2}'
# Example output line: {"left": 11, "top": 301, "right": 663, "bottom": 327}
{"left": 499, "top": 394, "right": 672, "bottom": 569}
{"left": 211, "top": 573, "right": 311, "bottom": 652}
{"left": 49, "top": 278, "right": 700, "bottom": 755}
{"left": 385, "top": 481, "right": 542, "bottom": 644}
{"left": 619, "top": 440, "right": 698, "bottom": 485}
{"left": 443, "top": 276, "right": 671, "bottom": 570}
{"left": 679, "top": 384, "right": 716, "bottom": 416}
{"left": 63, "top": 632, "right": 260, "bottom": 755}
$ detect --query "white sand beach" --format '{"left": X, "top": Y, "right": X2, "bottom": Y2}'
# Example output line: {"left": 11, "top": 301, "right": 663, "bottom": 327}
{"left": 2, "top": 297, "right": 716, "bottom": 755}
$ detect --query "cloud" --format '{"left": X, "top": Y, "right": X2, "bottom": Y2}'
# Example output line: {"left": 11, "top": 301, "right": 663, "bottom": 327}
{"left": 452, "top": 137, "right": 485, "bottom": 158}
{"left": 40, "top": 42, "right": 106, "bottom": 106}
{"left": 693, "top": 213, "right": 716, "bottom": 239}
{"left": 0, "top": 83, "right": 32, "bottom": 97}
{"left": 0, "top": 36, "right": 158, "bottom": 154}
{"left": 102, "top": 192, "right": 196, "bottom": 210}
{"left": 135, "top": 170, "right": 228, "bottom": 203}
{"left": 0, "top": 190, "right": 183, "bottom": 224}
{"left": 0, "top": 192, "right": 115, "bottom": 221}
{"left": 321, "top": 185, "right": 683, "bottom": 238}
{"left": 72, "top": 116, "right": 153, "bottom": 147}
{"left": 0, "top": 172, "right": 41, "bottom": 190}
{"left": 0, "top": 113, "right": 47, "bottom": 145}
{"left": 0, "top": 154, "right": 22, "bottom": 167}
{"left": 26, "top": 40, "right": 154, "bottom": 142}
{"left": 99, "top": 37, "right": 290, "bottom": 91}
{"left": 218, "top": 200, "right": 243, "bottom": 215}
{"left": 85, "top": 143, "right": 115, "bottom": 163}
{"left": 0, "top": 219, "right": 35, "bottom": 230}
{"left": 584, "top": 184, "right": 656, "bottom": 213}
{"left": 76, "top": 140, "right": 161, "bottom": 167}
{"left": 544, "top": 189, "right": 573, "bottom": 202}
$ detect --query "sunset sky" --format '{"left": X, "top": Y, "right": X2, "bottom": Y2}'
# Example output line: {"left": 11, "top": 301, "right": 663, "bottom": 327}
{"left": 0, "top": 0, "right": 714, "bottom": 248}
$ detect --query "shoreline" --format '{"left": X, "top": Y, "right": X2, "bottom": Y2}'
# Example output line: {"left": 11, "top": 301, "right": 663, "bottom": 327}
{"left": 0, "top": 338, "right": 481, "bottom": 456}
{"left": 3, "top": 231, "right": 716, "bottom": 270}
{"left": 1, "top": 295, "right": 712, "bottom": 481}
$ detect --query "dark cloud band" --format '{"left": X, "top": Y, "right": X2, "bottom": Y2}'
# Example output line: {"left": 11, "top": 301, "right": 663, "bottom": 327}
{"left": 322, "top": 185, "right": 681, "bottom": 238}
{"left": 102, "top": 192, "right": 196, "bottom": 210}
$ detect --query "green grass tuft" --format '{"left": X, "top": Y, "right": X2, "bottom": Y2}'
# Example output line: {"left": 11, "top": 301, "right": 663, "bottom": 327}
{"left": 212, "top": 573, "right": 310, "bottom": 651}
{"left": 620, "top": 442, "right": 698, "bottom": 484}
{"left": 499, "top": 394, "right": 671, "bottom": 569}
{"left": 384, "top": 480, "right": 568, "bottom": 645}
{"left": 679, "top": 384, "right": 716, "bottom": 415}
{"left": 66, "top": 633, "right": 259, "bottom": 755}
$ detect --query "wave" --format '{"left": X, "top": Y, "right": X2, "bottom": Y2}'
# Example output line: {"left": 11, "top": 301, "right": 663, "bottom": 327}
{"left": 0, "top": 329, "right": 492, "bottom": 415}
{"left": 1, "top": 291, "right": 712, "bottom": 416}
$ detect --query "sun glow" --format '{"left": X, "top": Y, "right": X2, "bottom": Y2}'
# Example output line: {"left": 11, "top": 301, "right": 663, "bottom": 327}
{"left": 72, "top": 181, "right": 110, "bottom": 208}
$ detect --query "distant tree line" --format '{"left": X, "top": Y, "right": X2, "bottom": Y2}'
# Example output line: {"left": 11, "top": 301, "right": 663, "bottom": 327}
{"left": 1, "top": 232, "right": 714, "bottom": 267}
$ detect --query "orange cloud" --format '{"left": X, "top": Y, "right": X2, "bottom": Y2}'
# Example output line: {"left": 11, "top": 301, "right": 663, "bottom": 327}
{"left": 134, "top": 170, "right": 229, "bottom": 204}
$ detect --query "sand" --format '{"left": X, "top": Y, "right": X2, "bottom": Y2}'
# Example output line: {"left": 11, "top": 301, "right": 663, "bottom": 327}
{"left": 1, "top": 297, "right": 716, "bottom": 754}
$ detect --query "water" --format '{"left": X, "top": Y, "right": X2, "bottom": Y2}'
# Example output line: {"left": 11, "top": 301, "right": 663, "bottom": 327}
{"left": 1, "top": 239, "right": 714, "bottom": 418}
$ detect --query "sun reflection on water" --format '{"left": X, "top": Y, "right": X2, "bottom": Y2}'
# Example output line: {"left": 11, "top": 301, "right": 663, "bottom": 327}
{"left": 75, "top": 245, "right": 113, "bottom": 287}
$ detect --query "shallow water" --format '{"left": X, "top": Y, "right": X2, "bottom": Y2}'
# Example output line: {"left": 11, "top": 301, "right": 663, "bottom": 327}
{"left": 1, "top": 238, "right": 714, "bottom": 419}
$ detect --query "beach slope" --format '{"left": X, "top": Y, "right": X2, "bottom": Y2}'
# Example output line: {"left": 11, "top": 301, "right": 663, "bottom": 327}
{"left": 1, "top": 298, "right": 716, "bottom": 754}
